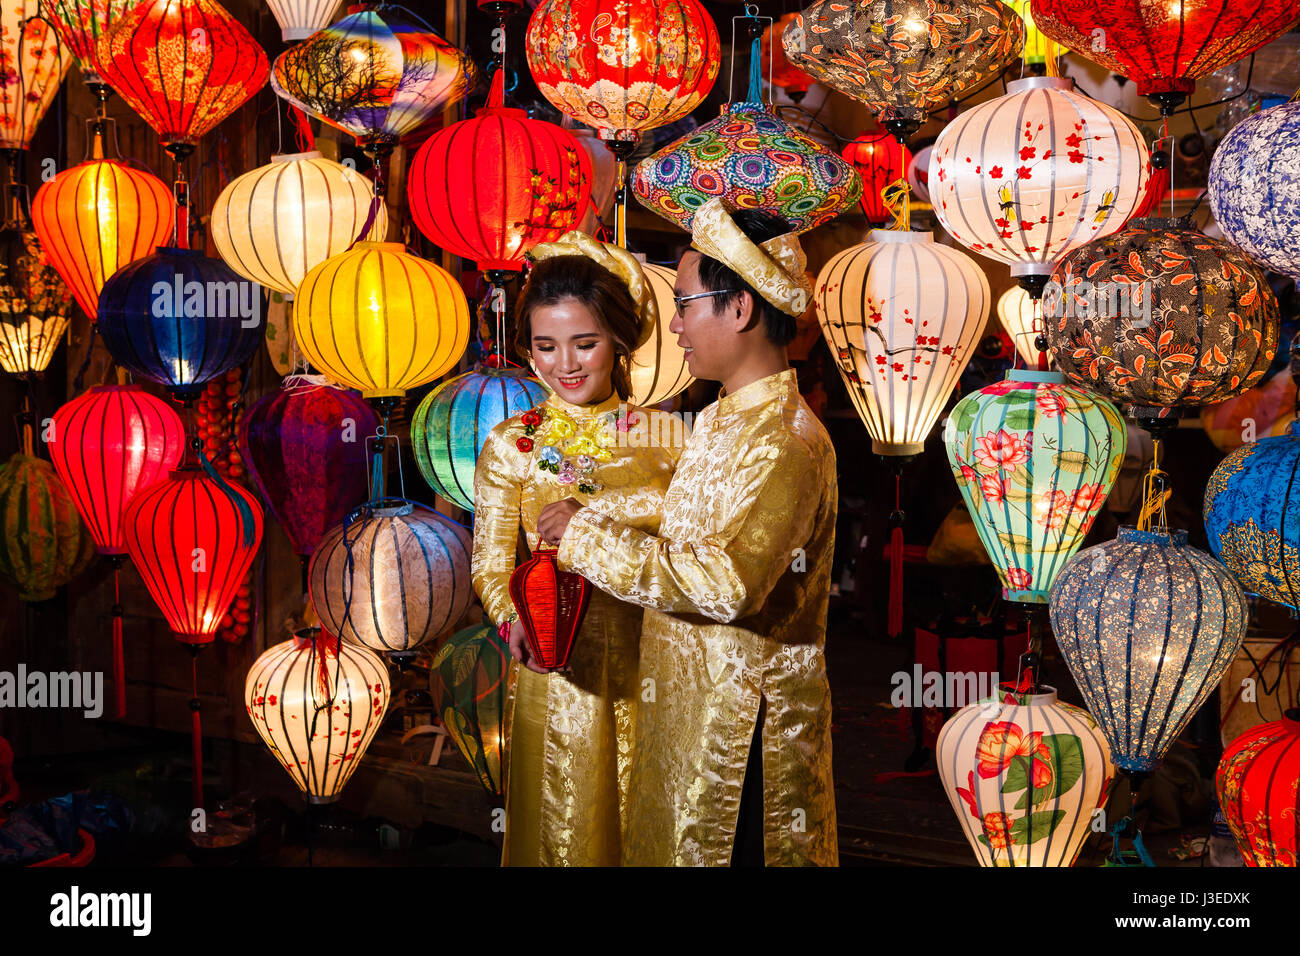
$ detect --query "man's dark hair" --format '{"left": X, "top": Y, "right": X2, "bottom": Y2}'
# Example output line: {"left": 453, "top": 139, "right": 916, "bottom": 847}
{"left": 695, "top": 209, "right": 798, "bottom": 345}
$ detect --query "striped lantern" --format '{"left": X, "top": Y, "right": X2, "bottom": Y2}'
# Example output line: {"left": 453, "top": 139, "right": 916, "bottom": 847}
{"left": 210, "top": 151, "right": 386, "bottom": 296}
{"left": 814, "top": 229, "right": 989, "bottom": 456}
{"left": 945, "top": 370, "right": 1127, "bottom": 604}
{"left": 0, "top": 1, "right": 70, "bottom": 149}
{"left": 429, "top": 623, "right": 509, "bottom": 795}
{"left": 1217, "top": 711, "right": 1300, "bottom": 867}
{"left": 930, "top": 77, "right": 1149, "bottom": 282}
{"left": 0, "top": 453, "right": 95, "bottom": 601}
{"left": 266, "top": 0, "right": 342, "bottom": 42}
{"left": 938, "top": 686, "right": 1115, "bottom": 866}
{"left": 40, "top": 0, "right": 131, "bottom": 87}
{"left": 997, "top": 286, "right": 1042, "bottom": 367}
{"left": 0, "top": 224, "right": 74, "bottom": 375}
{"left": 293, "top": 242, "right": 471, "bottom": 400}
{"left": 309, "top": 500, "right": 474, "bottom": 656}
{"left": 245, "top": 626, "right": 390, "bottom": 803}
{"left": 1049, "top": 527, "right": 1248, "bottom": 772}
{"left": 411, "top": 365, "right": 548, "bottom": 512}
{"left": 630, "top": 262, "right": 693, "bottom": 406}
{"left": 841, "top": 131, "right": 911, "bottom": 226}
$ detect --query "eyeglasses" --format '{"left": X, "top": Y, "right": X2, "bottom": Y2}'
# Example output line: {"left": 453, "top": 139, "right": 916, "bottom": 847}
{"left": 672, "top": 290, "right": 739, "bottom": 317}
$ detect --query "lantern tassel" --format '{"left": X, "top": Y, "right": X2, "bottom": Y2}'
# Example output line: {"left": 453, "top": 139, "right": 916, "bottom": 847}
{"left": 289, "top": 105, "right": 315, "bottom": 152}
{"left": 198, "top": 444, "right": 257, "bottom": 547}
{"left": 883, "top": 177, "right": 911, "bottom": 231}
{"left": 1137, "top": 438, "right": 1171, "bottom": 532}
{"left": 189, "top": 648, "right": 204, "bottom": 813}
{"left": 887, "top": 473, "right": 904, "bottom": 639}
{"left": 112, "top": 564, "right": 125, "bottom": 719}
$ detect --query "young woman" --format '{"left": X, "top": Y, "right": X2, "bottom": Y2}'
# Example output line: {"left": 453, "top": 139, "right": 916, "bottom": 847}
{"left": 471, "top": 233, "right": 683, "bottom": 866}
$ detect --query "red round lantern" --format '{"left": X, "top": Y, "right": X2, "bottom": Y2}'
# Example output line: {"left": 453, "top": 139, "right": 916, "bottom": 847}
{"left": 762, "top": 13, "right": 814, "bottom": 102}
{"left": 407, "top": 71, "right": 593, "bottom": 273}
{"left": 1217, "top": 710, "right": 1300, "bottom": 866}
{"left": 841, "top": 131, "right": 911, "bottom": 226}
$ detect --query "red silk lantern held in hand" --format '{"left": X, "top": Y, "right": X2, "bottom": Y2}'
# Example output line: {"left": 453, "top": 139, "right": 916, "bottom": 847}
{"left": 508, "top": 547, "right": 591, "bottom": 669}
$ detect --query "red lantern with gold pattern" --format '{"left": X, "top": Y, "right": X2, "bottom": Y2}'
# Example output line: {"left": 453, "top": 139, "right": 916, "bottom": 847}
{"left": 1217, "top": 710, "right": 1300, "bottom": 866}
{"left": 508, "top": 547, "right": 591, "bottom": 669}
{"left": 842, "top": 131, "right": 911, "bottom": 226}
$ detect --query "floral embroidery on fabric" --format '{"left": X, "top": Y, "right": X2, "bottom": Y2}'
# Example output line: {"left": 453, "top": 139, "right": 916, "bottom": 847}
{"left": 518, "top": 404, "right": 638, "bottom": 495}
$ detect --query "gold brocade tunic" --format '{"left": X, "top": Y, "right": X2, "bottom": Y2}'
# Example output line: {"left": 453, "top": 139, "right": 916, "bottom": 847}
{"left": 471, "top": 391, "right": 683, "bottom": 866}
{"left": 557, "top": 369, "right": 839, "bottom": 866}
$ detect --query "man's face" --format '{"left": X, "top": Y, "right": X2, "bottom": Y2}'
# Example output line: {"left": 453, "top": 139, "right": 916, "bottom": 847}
{"left": 671, "top": 251, "right": 739, "bottom": 383}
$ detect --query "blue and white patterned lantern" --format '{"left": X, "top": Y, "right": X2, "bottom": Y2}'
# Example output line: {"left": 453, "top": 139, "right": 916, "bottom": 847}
{"left": 1208, "top": 101, "right": 1300, "bottom": 281}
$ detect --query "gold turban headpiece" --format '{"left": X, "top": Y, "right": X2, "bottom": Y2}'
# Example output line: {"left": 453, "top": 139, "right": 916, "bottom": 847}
{"left": 689, "top": 198, "right": 813, "bottom": 317}
{"left": 526, "top": 231, "right": 657, "bottom": 348}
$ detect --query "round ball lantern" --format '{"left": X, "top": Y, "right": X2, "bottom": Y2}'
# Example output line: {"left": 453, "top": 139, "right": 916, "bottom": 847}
{"left": 210, "top": 151, "right": 386, "bottom": 297}
{"left": 411, "top": 365, "right": 548, "bottom": 512}
{"left": 761, "top": 13, "right": 814, "bottom": 102}
{"left": 266, "top": 0, "right": 342, "bottom": 42}
{"left": 41, "top": 0, "right": 131, "bottom": 88}
{"left": 841, "top": 131, "right": 911, "bottom": 227}
{"left": 429, "top": 623, "right": 509, "bottom": 795}
{"left": 997, "top": 286, "right": 1043, "bottom": 367}
{"left": 96, "top": 247, "right": 267, "bottom": 400}
{"left": 1046, "top": 219, "right": 1279, "bottom": 413}
{"left": 814, "top": 229, "right": 989, "bottom": 455}
{"left": 292, "top": 242, "right": 471, "bottom": 401}
{"left": 1049, "top": 527, "right": 1248, "bottom": 772}
{"left": 1208, "top": 102, "right": 1300, "bottom": 283}
{"left": 946, "top": 370, "right": 1126, "bottom": 603}
{"left": 0, "top": 453, "right": 94, "bottom": 601}
{"left": 309, "top": 500, "right": 474, "bottom": 657}
{"left": 0, "top": 1, "right": 71, "bottom": 149}
{"left": 245, "top": 625, "right": 390, "bottom": 804}
{"left": 1217, "top": 711, "right": 1300, "bottom": 867}
{"left": 630, "top": 262, "right": 692, "bottom": 406}
{"left": 930, "top": 77, "right": 1149, "bottom": 284}
{"left": 0, "top": 223, "right": 74, "bottom": 375}
{"left": 938, "top": 685, "right": 1115, "bottom": 866}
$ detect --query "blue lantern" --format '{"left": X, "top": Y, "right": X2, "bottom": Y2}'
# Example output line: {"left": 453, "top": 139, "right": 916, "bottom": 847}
{"left": 1049, "top": 527, "right": 1248, "bottom": 772}
{"left": 97, "top": 247, "right": 266, "bottom": 400}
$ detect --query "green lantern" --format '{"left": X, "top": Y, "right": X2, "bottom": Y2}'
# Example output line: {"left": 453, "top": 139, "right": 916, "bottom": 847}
{"left": 429, "top": 623, "right": 509, "bottom": 796}
{"left": 411, "top": 365, "right": 548, "bottom": 511}
{"left": 945, "top": 369, "right": 1126, "bottom": 603}
{"left": 0, "top": 453, "right": 95, "bottom": 601}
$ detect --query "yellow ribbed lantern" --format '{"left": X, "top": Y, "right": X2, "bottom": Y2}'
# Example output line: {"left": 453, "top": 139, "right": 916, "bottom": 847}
{"left": 293, "top": 242, "right": 470, "bottom": 399}
{"left": 209, "top": 151, "right": 386, "bottom": 296}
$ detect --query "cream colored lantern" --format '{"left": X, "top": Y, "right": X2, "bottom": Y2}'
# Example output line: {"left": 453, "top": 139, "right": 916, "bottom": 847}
{"left": 997, "top": 285, "right": 1049, "bottom": 367}
{"left": 266, "top": 0, "right": 343, "bottom": 41}
{"left": 629, "top": 263, "right": 693, "bottom": 407}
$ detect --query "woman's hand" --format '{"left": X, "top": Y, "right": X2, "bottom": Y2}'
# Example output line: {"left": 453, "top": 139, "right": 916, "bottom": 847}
{"left": 537, "top": 498, "right": 585, "bottom": 546}
{"left": 507, "top": 619, "right": 555, "bottom": 675}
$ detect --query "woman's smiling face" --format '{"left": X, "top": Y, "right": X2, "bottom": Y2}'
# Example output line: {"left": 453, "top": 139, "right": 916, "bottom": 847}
{"left": 528, "top": 297, "right": 617, "bottom": 406}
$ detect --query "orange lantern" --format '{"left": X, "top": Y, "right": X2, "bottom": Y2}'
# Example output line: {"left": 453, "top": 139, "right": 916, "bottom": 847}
{"left": 761, "top": 13, "right": 814, "bottom": 102}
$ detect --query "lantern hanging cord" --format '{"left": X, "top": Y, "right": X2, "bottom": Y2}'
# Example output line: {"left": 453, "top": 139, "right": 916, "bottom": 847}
{"left": 1136, "top": 437, "right": 1171, "bottom": 533}
{"left": 71, "top": 324, "right": 98, "bottom": 394}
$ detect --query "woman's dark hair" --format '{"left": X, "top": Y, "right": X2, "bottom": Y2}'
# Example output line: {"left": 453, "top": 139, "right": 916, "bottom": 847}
{"left": 514, "top": 254, "right": 641, "bottom": 400}
{"left": 695, "top": 209, "right": 797, "bottom": 345}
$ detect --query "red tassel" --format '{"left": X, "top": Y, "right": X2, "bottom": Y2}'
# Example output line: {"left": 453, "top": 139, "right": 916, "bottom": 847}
{"left": 888, "top": 525, "right": 904, "bottom": 638}
{"left": 112, "top": 569, "right": 125, "bottom": 719}
{"left": 191, "top": 705, "right": 203, "bottom": 812}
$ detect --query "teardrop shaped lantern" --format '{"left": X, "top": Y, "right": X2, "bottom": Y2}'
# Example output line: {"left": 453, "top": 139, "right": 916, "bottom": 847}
{"left": 0, "top": 217, "right": 74, "bottom": 375}
{"left": 761, "top": 13, "right": 815, "bottom": 102}
{"left": 309, "top": 500, "right": 474, "bottom": 658}
{"left": 41, "top": 0, "right": 131, "bottom": 88}
{"left": 429, "top": 622, "right": 509, "bottom": 795}
{"left": 237, "top": 379, "right": 378, "bottom": 559}
{"left": 292, "top": 242, "right": 471, "bottom": 402}
{"left": 946, "top": 370, "right": 1127, "bottom": 603}
{"left": 630, "top": 262, "right": 693, "bottom": 406}
{"left": 0, "top": 452, "right": 95, "bottom": 601}
{"left": 841, "top": 131, "right": 911, "bottom": 227}
{"left": 997, "top": 286, "right": 1042, "bottom": 367}
{"left": 96, "top": 247, "right": 267, "bottom": 400}
{"left": 509, "top": 547, "right": 592, "bottom": 670}
{"left": 210, "top": 151, "right": 386, "bottom": 297}
{"left": 814, "top": 229, "right": 989, "bottom": 455}
{"left": 0, "top": 1, "right": 71, "bottom": 149}
{"left": 266, "top": 0, "right": 342, "bottom": 42}
{"left": 1217, "top": 711, "right": 1300, "bottom": 867}
{"left": 245, "top": 625, "right": 390, "bottom": 804}
{"left": 937, "top": 685, "right": 1115, "bottom": 866}
{"left": 411, "top": 365, "right": 548, "bottom": 512}
{"left": 1049, "top": 527, "right": 1248, "bottom": 772}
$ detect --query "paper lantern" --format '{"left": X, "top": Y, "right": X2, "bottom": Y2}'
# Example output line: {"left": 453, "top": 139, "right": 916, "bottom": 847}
{"left": 631, "top": 98, "right": 861, "bottom": 234}
{"left": 209, "top": 151, "right": 386, "bottom": 297}
{"left": 937, "top": 685, "right": 1114, "bottom": 866}
{"left": 525, "top": 0, "right": 720, "bottom": 143}
{"left": 1046, "top": 218, "right": 1279, "bottom": 414}
{"left": 293, "top": 242, "right": 471, "bottom": 401}
{"left": 245, "top": 625, "right": 390, "bottom": 803}
{"left": 407, "top": 72, "right": 592, "bottom": 274}
{"left": 1005, "top": 0, "right": 1050, "bottom": 65}
{"left": 271, "top": 5, "right": 474, "bottom": 153}
{"left": 930, "top": 77, "right": 1150, "bottom": 283}
{"left": 946, "top": 369, "right": 1126, "bottom": 603}
{"left": 1217, "top": 711, "right": 1300, "bottom": 866}
{"left": 1208, "top": 102, "right": 1300, "bottom": 283}
{"left": 783, "top": 0, "right": 1023, "bottom": 139}
{"left": 761, "top": 13, "right": 814, "bottom": 101}
{"left": 309, "top": 500, "right": 474, "bottom": 656}
{"left": 0, "top": 1, "right": 71, "bottom": 149}
{"left": 1030, "top": 0, "right": 1300, "bottom": 111}
{"left": 814, "top": 229, "right": 989, "bottom": 455}
{"left": 123, "top": 462, "right": 263, "bottom": 642}
{"left": 30, "top": 137, "right": 175, "bottom": 320}
{"left": 630, "top": 262, "right": 692, "bottom": 406}
{"left": 237, "top": 379, "right": 378, "bottom": 558}
{"left": 96, "top": 247, "right": 267, "bottom": 400}
{"left": 0, "top": 453, "right": 94, "bottom": 600}
{"left": 266, "top": 0, "right": 341, "bottom": 42}
{"left": 1049, "top": 527, "right": 1248, "bottom": 772}
{"left": 429, "top": 623, "right": 509, "bottom": 795}
{"left": 841, "top": 131, "right": 911, "bottom": 226}
{"left": 94, "top": 0, "right": 269, "bottom": 155}
{"left": 997, "top": 286, "right": 1043, "bottom": 367}
{"left": 40, "top": 0, "right": 131, "bottom": 87}
{"left": 411, "top": 365, "right": 548, "bottom": 512}
{"left": 0, "top": 223, "right": 74, "bottom": 375}
{"left": 509, "top": 547, "right": 591, "bottom": 670}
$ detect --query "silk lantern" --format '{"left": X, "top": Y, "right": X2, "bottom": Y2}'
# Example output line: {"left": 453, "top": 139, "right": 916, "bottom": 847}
{"left": 930, "top": 76, "right": 1149, "bottom": 289}
{"left": 0, "top": 217, "right": 74, "bottom": 375}
{"left": 411, "top": 365, "right": 548, "bottom": 512}
{"left": 1030, "top": 0, "right": 1300, "bottom": 112}
{"left": 1217, "top": 712, "right": 1300, "bottom": 867}
{"left": 841, "top": 131, "right": 911, "bottom": 226}
{"left": 245, "top": 625, "right": 390, "bottom": 803}
{"left": 0, "top": 1, "right": 71, "bottom": 149}
{"left": 1046, "top": 219, "right": 1279, "bottom": 415}
{"left": 630, "top": 262, "right": 692, "bottom": 406}
{"left": 1049, "top": 527, "right": 1248, "bottom": 771}
{"left": 509, "top": 547, "right": 592, "bottom": 670}
{"left": 946, "top": 370, "right": 1126, "bottom": 603}
{"left": 41, "top": 0, "right": 131, "bottom": 88}
{"left": 293, "top": 242, "right": 470, "bottom": 405}
{"left": 783, "top": 0, "right": 1023, "bottom": 140}
{"left": 407, "top": 71, "right": 592, "bottom": 275}
{"left": 937, "top": 685, "right": 1115, "bottom": 866}
{"left": 309, "top": 500, "right": 474, "bottom": 658}
{"left": 814, "top": 229, "right": 989, "bottom": 455}
{"left": 761, "top": 13, "right": 814, "bottom": 102}
{"left": 0, "top": 452, "right": 94, "bottom": 601}
{"left": 997, "top": 286, "right": 1043, "bottom": 367}
{"left": 429, "top": 623, "right": 509, "bottom": 795}
{"left": 210, "top": 151, "right": 386, "bottom": 297}
{"left": 96, "top": 247, "right": 266, "bottom": 400}
{"left": 267, "top": 0, "right": 342, "bottom": 42}
{"left": 1208, "top": 102, "right": 1300, "bottom": 283}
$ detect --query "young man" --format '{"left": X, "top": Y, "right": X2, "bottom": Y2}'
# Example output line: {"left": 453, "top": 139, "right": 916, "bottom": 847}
{"left": 535, "top": 199, "right": 838, "bottom": 866}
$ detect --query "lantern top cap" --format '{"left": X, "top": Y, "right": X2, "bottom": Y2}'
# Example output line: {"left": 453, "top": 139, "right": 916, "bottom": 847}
{"left": 1117, "top": 526, "right": 1189, "bottom": 547}
{"left": 1005, "top": 369, "right": 1064, "bottom": 384}
{"left": 1006, "top": 76, "right": 1073, "bottom": 95}
{"left": 353, "top": 241, "right": 409, "bottom": 254}
{"left": 1283, "top": 708, "right": 1300, "bottom": 731}
{"left": 868, "top": 228, "right": 931, "bottom": 245}
{"left": 271, "top": 151, "right": 324, "bottom": 163}
{"left": 367, "top": 498, "right": 415, "bottom": 518}
{"left": 990, "top": 683, "right": 1059, "bottom": 707}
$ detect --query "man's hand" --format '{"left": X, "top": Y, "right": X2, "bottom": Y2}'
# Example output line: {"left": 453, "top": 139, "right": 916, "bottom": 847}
{"left": 537, "top": 498, "right": 585, "bottom": 546}
{"left": 507, "top": 619, "right": 554, "bottom": 675}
